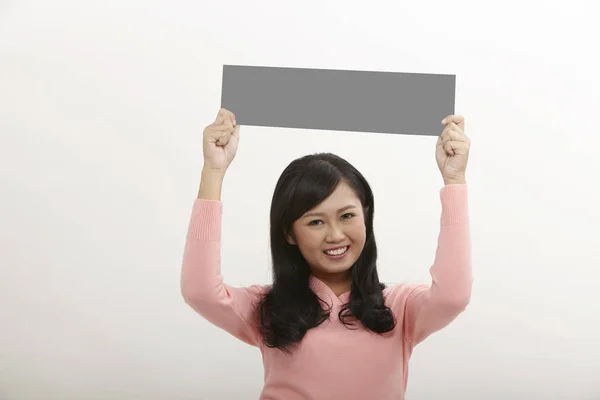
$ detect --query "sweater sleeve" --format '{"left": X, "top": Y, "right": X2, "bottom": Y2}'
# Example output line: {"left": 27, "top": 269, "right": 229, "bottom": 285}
{"left": 180, "top": 198, "right": 264, "bottom": 347}
{"left": 402, "top": 184, "right": 473, "bottom": 347}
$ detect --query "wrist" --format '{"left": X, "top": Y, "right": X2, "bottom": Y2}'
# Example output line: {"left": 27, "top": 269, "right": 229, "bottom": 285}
{"left": 443, "top": 176, "right": 466, "bottom": 185}
{"left": 198, "top": 168, "right": 226, "bottom": 200}
{"left": 201, "top": 166, "right": 227, "bottom": 179}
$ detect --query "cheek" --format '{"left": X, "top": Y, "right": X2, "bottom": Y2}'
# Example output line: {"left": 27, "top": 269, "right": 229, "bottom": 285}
{"left": 349, "top": 221, "right": 367, "bottom": 246}
{"left": 293, "top": 228, "right": 323, "bottom": 251}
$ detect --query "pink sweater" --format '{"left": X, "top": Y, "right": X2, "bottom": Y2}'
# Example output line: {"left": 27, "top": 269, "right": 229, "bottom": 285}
{"left": 181, "top": 184, "right": 472, "bottom": 400}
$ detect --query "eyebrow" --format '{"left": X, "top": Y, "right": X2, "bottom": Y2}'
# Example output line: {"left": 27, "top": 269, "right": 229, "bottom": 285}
{"left": 301, "top": 205, "right": 357, "bottom": 218}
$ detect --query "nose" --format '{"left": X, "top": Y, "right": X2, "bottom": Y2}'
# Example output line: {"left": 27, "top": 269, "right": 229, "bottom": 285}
{"left": 326, "top": 223, "right": 345, "bottom": 243}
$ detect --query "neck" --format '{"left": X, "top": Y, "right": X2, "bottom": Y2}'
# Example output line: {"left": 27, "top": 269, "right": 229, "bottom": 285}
{"left": 311, "top": 270, "right": 352, "bottom": 296}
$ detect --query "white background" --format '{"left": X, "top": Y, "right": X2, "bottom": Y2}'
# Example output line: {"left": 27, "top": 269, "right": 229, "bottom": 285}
{"left": 1, "top": 0, "right": 599, "bottom": 399}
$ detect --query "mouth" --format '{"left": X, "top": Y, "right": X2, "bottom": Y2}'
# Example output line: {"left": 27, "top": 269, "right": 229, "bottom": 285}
{"left": 323, "top": 245, "right": 350, "bottom": 259}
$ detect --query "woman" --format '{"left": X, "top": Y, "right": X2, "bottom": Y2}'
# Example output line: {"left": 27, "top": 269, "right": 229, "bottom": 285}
{"left": 181, "top": 107, "right": 473, "bottom": 399}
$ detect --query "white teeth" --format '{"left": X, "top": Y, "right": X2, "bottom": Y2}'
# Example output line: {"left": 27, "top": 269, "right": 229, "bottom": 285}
{"left": 325, "top": 246, "right": 348, "bottom": 256}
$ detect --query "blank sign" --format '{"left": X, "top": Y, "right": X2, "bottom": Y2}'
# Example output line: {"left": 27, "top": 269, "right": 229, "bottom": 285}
{"left": 220, "top": 65, "right": 455, "bottom": 136}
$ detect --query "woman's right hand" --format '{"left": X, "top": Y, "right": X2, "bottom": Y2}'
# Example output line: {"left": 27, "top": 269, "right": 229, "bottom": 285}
{"left": 202, "top": 108, "right": 240, "bottom": 174}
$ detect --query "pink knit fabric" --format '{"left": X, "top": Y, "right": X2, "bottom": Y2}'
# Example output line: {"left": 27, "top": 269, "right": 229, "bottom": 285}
{"left": 181, "top": 184, "right": 472, "bottom": 399}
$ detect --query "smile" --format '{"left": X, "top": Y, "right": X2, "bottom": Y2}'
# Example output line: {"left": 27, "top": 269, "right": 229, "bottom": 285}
{"left": 324, "top": 246, "right": 349, "bottom": 256}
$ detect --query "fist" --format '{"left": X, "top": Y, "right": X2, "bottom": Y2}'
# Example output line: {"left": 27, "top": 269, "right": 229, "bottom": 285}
{"left": 436, "top": 115, "right": 470, "bottom": 184}
{"left": 203, "top": 108, "right": 240, "bottom": 174}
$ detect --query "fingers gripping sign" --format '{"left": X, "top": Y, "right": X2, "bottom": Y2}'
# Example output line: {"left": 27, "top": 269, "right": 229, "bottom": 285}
{"left": 436, "top": 115, "right": 470, "bottom": 185}
{"left": 203, "top": 108, "right": 240, "bottom": 174}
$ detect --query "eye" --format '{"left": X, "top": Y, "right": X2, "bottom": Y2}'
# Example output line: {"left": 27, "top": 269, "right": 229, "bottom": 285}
{"left": 308, "top": 219, "right": 323, "bottom": 226}
{"left": 341, "top": 213, "right": 355, "bottom": 220}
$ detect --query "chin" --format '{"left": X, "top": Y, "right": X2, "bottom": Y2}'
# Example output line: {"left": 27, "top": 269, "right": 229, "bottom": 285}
{"left": 320, "top": 264, "right": 353, "bottom": 275}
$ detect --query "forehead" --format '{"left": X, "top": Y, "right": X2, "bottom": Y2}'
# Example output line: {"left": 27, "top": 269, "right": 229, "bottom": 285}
{"left": 311, "top": 181, "right": 361, "bottom": 211}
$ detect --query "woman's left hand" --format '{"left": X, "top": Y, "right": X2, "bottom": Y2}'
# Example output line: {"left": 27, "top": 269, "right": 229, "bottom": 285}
{"left": 436, "top": 115, "right": 470, "bottom": 185}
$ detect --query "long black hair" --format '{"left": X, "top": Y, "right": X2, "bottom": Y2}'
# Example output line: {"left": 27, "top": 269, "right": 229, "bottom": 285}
{"left": 256, "top": 153, "right": 396, "bottom": 353}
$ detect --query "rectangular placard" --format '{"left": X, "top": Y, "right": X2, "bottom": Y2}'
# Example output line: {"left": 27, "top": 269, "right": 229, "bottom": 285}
{"left": 221, "top": 65, "right": 455, "bottom": 136}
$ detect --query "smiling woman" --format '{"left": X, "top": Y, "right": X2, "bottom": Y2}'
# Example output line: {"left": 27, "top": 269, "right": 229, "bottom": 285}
{"left": 181, "top": 107, "right": 473, "bottom": 400}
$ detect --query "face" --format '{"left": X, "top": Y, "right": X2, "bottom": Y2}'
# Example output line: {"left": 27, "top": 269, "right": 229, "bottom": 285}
{"left": 286, "top": 181, "right": 366, "bottom": 283}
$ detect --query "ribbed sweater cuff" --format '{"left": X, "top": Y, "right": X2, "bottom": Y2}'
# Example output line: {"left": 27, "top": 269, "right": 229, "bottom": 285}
{"left": 188, "top": 199, "right": 223, "bottom": 241}
{"left": 439, "top": 184, "right": 469, "bottom": 225}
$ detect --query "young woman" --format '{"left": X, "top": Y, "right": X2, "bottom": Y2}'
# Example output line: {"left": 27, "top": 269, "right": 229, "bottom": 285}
{"left": 181, "top": 107, "right": 473, "bottom": 399}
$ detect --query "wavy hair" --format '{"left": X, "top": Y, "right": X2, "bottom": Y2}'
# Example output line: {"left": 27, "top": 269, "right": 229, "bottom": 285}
{"left": 256, "top": 153, "right": 396, "bottom": 353}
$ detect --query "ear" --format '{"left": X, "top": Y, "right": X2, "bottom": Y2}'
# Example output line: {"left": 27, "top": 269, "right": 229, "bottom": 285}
{"left": 286, "top": 230, "right": 297, "bottom": 245}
